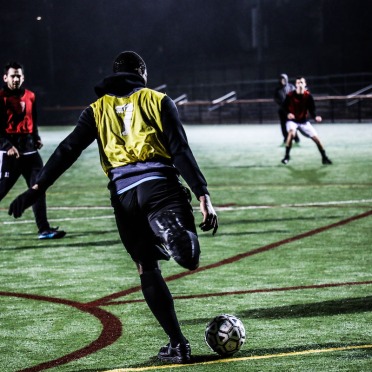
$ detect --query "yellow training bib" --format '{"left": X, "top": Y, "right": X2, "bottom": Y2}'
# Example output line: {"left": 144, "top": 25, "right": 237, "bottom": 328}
{"left": 91, "top": 88, "right": 171, "bottom": 174}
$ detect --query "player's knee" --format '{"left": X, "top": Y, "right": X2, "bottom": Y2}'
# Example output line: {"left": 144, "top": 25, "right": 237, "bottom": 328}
{"left": 172, "top": 230, "right": 200, "bottom": 271}
{"left": 137, "top": 261, "right": 160, "bottom": 274}
{"left": 154, "top": 211, "right": 200, "bottom": 271}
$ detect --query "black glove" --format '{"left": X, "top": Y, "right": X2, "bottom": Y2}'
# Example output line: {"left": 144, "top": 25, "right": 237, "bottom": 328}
{"left": 8, "top": 188, "right": 41, "bottom": 218}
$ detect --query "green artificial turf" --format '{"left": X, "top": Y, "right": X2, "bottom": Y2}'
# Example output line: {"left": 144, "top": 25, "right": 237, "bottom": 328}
{"left": 0, "top": 123, "right": 371, "bottom": 372}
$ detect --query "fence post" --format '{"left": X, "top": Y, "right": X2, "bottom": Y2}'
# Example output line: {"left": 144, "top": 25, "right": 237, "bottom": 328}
{"left": 258, "top": 102, "right": 263, "bottom": 124}
{"left": 358, "top": 99, "right": 362, "bottom": 123}
{"left": 330, "top": 99, "right": 334, "bottom": 123}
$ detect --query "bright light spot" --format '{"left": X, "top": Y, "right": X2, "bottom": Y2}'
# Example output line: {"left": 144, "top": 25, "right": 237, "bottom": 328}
{"left": 36, "top": 16, "right": 42, "bottom": 21}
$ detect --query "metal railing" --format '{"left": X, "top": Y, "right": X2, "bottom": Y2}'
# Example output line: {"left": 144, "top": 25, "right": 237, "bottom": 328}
{"left": 41, "top": 95, "right": 372, "bottom": 126}
{"left": 346, "top": 84, "right": 372, "bottom": 107}
{"left": 177, "top": 95, "right": 372, "bottom": 124}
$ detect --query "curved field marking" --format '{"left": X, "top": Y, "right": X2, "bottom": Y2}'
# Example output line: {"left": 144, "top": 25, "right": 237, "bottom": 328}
{"left": 89, "top": 209, "right": 372, "bottom": 306}
{"left": 103, "top": 344, "right": 372, "bottom": 371}
{"left": 0, "top": 291, "right": 122, "bottom": 372}
{"left": 1, "top": 207, "right": 371, "bottom": 370}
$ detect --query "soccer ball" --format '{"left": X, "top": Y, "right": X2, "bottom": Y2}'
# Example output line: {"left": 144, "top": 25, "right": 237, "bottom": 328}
{"left": 205, "top": 314, "right": 246, "bottom": 356}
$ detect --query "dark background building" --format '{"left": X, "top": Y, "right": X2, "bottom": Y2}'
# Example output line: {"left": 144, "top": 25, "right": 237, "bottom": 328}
{"left": 1, "top": 0, "right": 371, "bottom": 123}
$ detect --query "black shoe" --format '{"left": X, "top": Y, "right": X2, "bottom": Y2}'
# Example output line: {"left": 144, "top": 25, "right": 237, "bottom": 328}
{"left": 38, "top": 226, "right": 66, "bottom": 240}
{"left": 281, "top": 156, "right": 290, "bottom": 164}
{"left": 322, "top": 157, "right": 332, "bottom": 165}
{"left": 158, "top": 341, "right": 191, "bottom": 364}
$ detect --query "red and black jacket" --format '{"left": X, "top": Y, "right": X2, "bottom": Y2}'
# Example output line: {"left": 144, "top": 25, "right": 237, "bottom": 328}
{"left": 0, "top": 86, "right": 41, "bottom": 153}
{"left": 283, "top": 90, "right": 317, "bottom": 123}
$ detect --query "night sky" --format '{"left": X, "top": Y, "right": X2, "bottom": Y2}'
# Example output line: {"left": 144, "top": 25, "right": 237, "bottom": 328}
{"left": 1, "top": 0, "right": 371, "bottom": 106}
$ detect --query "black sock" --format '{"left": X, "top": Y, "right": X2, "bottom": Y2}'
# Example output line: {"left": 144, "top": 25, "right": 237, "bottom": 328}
{"left": 140, "top": 269, "right": 186, "bottom": 346}
{"left": 285, "top": 146, "right": 291, "bottom": 157}
{"left": 316, "top": 144, "right": 326, "bottom": 158}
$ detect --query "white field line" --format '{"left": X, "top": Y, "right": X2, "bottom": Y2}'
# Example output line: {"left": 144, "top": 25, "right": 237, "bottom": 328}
{"left": 1, "top": 199, "right": 372, "bottom": 225}
{"left": 217, "top": 198, "right": 372, "bottom": 211}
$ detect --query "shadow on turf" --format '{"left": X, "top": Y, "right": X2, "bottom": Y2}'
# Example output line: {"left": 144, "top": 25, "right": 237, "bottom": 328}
{"left": 181, "top": 296, "right": 372, "bottom": 326}
{"left": 0, "top": 228, "right": 121, "bottom": 251}
{"left": 206, "top": 230, "right": 292, "bottom": 237}
{"left": 0, "top": 238, "right": 121, "bottom": 251}
{"left": 221, "top": 215, "right": 342, "bottom": 226}
{"left": 200, "top": 214, "right": 342, "bottom": 237}
{"left": 283, "top": 166, "right": 330, "bottom": 183}
{"left": 238, "top": 295, "right": 372, "bottom": 319}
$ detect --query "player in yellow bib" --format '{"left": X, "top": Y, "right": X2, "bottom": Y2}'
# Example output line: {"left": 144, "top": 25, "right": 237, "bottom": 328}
{"left": 9, "top": 51, "right": 218, "bottom": 364}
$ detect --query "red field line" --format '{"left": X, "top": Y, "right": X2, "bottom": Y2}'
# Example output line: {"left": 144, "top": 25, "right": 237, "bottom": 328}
{"left": 2, "top": 208, "right": 371, "bottom": 371}
{"left": 89, "top": 209, "right": 372, "bottom": 307}
{"left": 0, "top": 292, "right": 122, "bottom": 372}
{"left": 102, "top": 280, "right": 372, "bottom": 305}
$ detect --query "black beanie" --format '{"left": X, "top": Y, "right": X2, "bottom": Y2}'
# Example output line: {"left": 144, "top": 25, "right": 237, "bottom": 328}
{"left": 113, "top": 51, "right": 146, "bottom": 74}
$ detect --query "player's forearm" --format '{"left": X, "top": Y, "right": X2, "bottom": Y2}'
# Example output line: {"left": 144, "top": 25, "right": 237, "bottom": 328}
{"left": 0, "top": 137, "right": 14, "bottom": 151}
{"left": 35, "top": 108, "right": 97, "bottom": 191}
{"left": 172, "top": 151, "right": 209, "bottom": 199}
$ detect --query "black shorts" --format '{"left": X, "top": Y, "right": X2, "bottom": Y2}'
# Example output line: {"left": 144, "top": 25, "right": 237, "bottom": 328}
{"left": 0, "top": 151, "right": 43, "bottom": 199}
{"left": 110, "top": 176, "right": 197, "bottom": 265}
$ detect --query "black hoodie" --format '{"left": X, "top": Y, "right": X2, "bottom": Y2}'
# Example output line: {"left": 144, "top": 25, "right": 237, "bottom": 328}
{"left": 35, "top": 72, "right": 209, "bottom": 199}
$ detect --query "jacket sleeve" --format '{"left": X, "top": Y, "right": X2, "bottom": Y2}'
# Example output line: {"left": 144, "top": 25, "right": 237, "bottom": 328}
{"left": 36, "top": 107, "right": 97, "bottom": 191}
{"left": 31, "top": 96, "right": 41, "bottom": 142}
{"left": 307, "top": 94, "right": 317, "bottom": 119}
{"left": 160, "top": 96, "right": 208, "bottom": 199}
{"left": 282, "top": 94, "right": 290, "bottom": 115}
{"left": 0, "top": 97, "right": 13, "bottom": 151}
{"left": 273, "top": 87, "right": 283, "bottom": 106}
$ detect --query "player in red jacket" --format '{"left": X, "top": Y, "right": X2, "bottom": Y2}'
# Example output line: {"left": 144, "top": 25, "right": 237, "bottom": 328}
{"left": 281, "top": 76, "right": 332, "bottom": 165}
{"left": 0, "top": 61, "right": 65, "bottom": 239}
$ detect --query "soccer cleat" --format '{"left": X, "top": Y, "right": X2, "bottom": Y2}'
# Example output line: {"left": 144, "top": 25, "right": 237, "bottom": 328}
{"left": 322, "top": 157, "right": 332, "bottom": 165}
{"left": 281, "top": 156, "right": 290, "bottom": 164}
{"left": 38, "top": 226, "right": 66, "bottom": 240}
{"left": 157, "top": 341, "right": 191, "bottom": 364}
